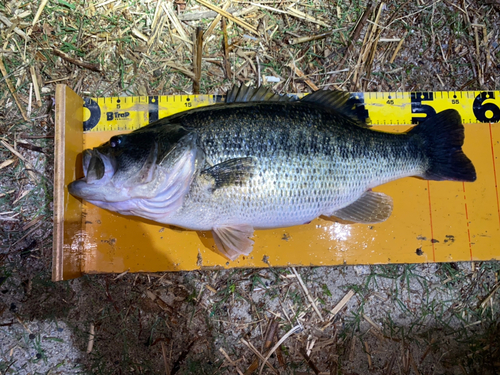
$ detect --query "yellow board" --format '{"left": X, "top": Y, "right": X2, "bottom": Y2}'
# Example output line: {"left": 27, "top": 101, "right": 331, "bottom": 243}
{"left": 53, "top": 85, "right": 500, "bottom": 280}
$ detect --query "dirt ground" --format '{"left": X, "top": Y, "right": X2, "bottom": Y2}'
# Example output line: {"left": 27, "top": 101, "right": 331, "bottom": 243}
{"left": 1, "top": 0, "right": 500, "bottom": 374}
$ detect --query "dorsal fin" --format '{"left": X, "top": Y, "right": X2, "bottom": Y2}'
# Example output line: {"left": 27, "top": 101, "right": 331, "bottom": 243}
{"left": 225, "top": 85, "right": 295, "bottom": 103}
{"left": 300, "top": 90, "right": 370, "bottom": 127}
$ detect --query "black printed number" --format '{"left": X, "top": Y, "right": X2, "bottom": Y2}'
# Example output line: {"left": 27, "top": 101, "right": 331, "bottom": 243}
{"left": 386, "top": 99, "right": 394, "bottom": 105}
{"left": 451, "top": 99, "right": 459, "bottom": 104}
{"left": 411, "top": 92, "right": 436, "bottom": 124}
{"left": 185, "top": 102, "right": 192, "bottom": 108}
{"left": 473, "top": 92, "right": 500, "bottom": 123}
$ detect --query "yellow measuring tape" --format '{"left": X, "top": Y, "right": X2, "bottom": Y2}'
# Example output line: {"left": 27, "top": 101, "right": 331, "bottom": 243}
{"left": 83, "top": 90, "right": 500, "bottom": 132}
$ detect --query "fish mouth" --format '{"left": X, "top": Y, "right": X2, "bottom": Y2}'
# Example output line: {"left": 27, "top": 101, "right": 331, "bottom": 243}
{"left": 68, "top": 149, "right": 116, "bottom": 199}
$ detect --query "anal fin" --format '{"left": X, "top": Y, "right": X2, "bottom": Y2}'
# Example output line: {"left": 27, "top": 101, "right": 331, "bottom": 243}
{"left": 212, "top": 225, "right": 254, "bottom": 260}
{"left": 329, "top": 191, "right": 393, "bottom": 224}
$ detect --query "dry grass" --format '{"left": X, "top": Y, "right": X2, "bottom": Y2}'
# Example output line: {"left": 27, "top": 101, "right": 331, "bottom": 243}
{"left": 1, "top": 0, "right": 500, "bottom": 374}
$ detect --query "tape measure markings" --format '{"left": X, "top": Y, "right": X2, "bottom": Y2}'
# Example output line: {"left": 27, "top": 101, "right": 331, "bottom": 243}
{"left": 83, "top": 90, "right": 500, "bottom": 132}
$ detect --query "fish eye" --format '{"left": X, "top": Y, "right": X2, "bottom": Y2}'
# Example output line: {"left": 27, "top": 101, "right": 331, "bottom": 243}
{"left": 110, "top": 136, "right": 122, "bottom": 148}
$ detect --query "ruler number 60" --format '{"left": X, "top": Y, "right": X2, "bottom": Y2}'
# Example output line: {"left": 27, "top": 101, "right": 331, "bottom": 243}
{"left": 473, "top": 92, "right": 500, "bottom": 123}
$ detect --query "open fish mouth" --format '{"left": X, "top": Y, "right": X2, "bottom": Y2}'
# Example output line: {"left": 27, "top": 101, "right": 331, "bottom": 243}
{"left": 68, "top": 149, "right": 117, "bottom": 200}
{"left": 81, "top": 149, "right": 116, "bottom": 184}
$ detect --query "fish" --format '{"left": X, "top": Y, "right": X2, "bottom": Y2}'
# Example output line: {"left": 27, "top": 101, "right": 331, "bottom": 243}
{"left": 68, "top": 85, "right": 477, "bottom": 260}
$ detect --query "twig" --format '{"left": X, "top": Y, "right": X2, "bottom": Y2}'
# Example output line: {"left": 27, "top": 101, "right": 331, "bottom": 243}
{"left": 0, "top": 63, "right": 29, "bottom": 85}
{"left": 0, "top": 159, "right": 14, "bottom": 171}
{"left": 219, "top": 348, "right": 244, "bottom": 375}
{"left": 256, "top": 54, "right": 261, "bottom": 87}
{"left": 196, "top": 0, "right": 259, "bottom": 35}
{"left": 148, "top": 0, "right": 167, "bottom": 52}
{"left": 289, "top": 64, "right": 319, "bottom": 91}
{"left": 236, "top": 49, "right": 257, "bottom": 76}
{"left": 335, "top": 1, "right": 374, "bottom": 67}
{"left": 86, "top": 323, "right": 95, "bottom": 354}
{"left": 12, "top": 221, "right": 41, "bottom": 246}
{"left": 389, "top": 32, "right": 407, "bottom": 63}
{"left": 132, "top": 27, "right": 149, "bottom": 43}
{"left": 162, "top": 61, "right": 196, "bottom": 80}
{"left": 161, "top": 2, "right": 192, "bottom": 46}
{"left": 0, "top": 140, "right": 36, "bottom": 181}
{"left": 328, "top": 289, "right": 355, "bottom": 321}
{"left": 258, "top": 324, "right": 301, "bottom": 375}
{"left": 53, "top": 48, "right": 101, "bottom": 72}
{"left": 362, "top": 313, "right": 383, "bottom": 336}
{"left": 17, "top": 142, "right": 44, "bottom": 153}
{"left": 32, "top": 0, "right": 49, "bottom": 28}
{"left": 285, "top": 5, "right": 330, "bottom": 27}
{"left": 30, "top": 66, "right": 41, "bottom": 107}
{"left": 0, "top": 13, "right": 29, "bottom": 40}
{"left": 161, "top": 341, "right": 170, "bottom": 375}
{"left": 473, "top": 22, "right": 480, "bottom": 57}
{"left": 289, "top": 28, "right": 347, "bottom": 45}
{"left": 291, "top": 267, "right": 324, "bottom": 321}
{"left": 245, "top": 318, "right": 279, "bottom": 373}
{"left": 222, "top": 17, "right": 232, "bottom": 80}
{"left": 387, "top": 0, "right": 440, "bottom": 27}
{"left": 193, "top": 27, "right": 204, "bottom": 94}
{"left": 299, "top": 347, "right": 320, "bottom": 375}
{"left": 179, "top": 8, "right": 237, "bottom": 21}
{"left": 363, "top": 2, "right": 385, "bottom": 88}
{"left": 240, "top": 338, "right": 278, "bottom": 375}
{"left": 113, "top": 270, "right": 130, "bottom": 280}
{"left": 0, "top": 57, "right": 29, "bottom": 121}
{"left": 480, "top": 282, "right": 500, "bottom": 309}
{"left": 27, "top": 83, "right": 32, "bottom": 118}
{"left": 250, "top": 1, "right": 330, "bottom": 27}
{"left": 203, "top": 0, "right": 231, "bottom": 40}
{"left": 363, "top": 340, "right": 372, "bottom": 369}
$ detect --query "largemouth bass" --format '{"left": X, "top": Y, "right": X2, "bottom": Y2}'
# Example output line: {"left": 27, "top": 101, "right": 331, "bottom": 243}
{"left": 68, "top": 85, "right": 476, "bottom": 260}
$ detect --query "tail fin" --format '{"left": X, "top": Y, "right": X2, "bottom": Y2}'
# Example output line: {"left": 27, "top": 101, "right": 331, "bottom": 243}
{"left": 409, "top": 109, "right": 476, "bottom": 182}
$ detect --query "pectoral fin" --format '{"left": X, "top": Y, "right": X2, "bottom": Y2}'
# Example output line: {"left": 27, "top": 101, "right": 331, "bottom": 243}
{"left": 329, "top": 191, "right": 393, "bottom": 224}
{"left": 212, "top": 224, "right": 254, "bottom": 260}
{"left": 201, "top": 157, "right": 255, "bottom": 190}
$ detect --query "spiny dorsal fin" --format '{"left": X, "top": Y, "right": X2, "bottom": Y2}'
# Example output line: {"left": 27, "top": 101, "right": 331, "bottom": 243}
{"left": 329, "top": 190, "right": 393, "bottom": 224}
{"left": 225, "top": 85, "right": 295, "bottom": 103}
{"left": 300, "top": 90, "right": 370, "bottom": 128}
